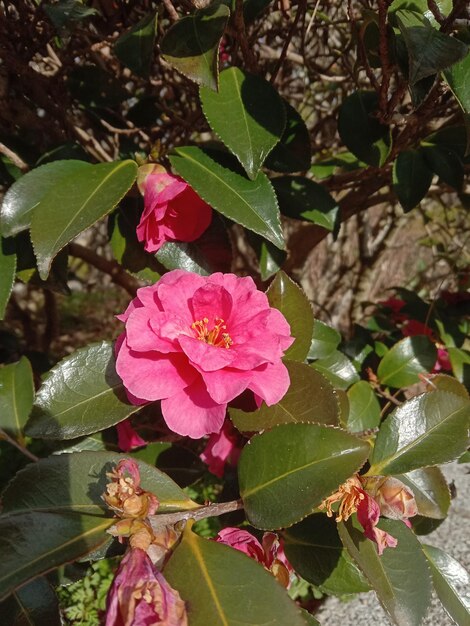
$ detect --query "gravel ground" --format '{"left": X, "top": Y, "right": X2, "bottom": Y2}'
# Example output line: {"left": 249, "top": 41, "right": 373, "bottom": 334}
{"left": 315, "top": 462, "right": 469, "bottom": 626}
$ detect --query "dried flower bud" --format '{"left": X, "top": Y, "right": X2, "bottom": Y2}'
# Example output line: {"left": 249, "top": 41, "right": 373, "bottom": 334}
{"left": 361, "top": 476, "right": 418, "bottom": 520}
{"left": 103, "top": 459, "right": 159, "bottom": 519}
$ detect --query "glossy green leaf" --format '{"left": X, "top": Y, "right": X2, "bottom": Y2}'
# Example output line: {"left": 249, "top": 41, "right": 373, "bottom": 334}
{"left": 0, "top": 576, "right": 61, "bottom": 625}
{"left": 160, "top": 3, "right": 230, "bottom": 90}
{"left": 0, "top": 357, "right": 34, "bottom": 441}
{"left": 156, "top": 241, "right": 211, "bottom": 275}
{"left": 444, "top": 51, "right": 470, "bottom": 153}
{"left": 0, "top": 160, "right": 90, "bottom": 238}
{"left": 423, "top": 544, "right": 470, "bottom": 626}
{"left": 448, "top": 347, "right": 470, "bottom": 387}
{"left": 0, "top": 512, "right": 112, "bottom": 601}
{"left": 256, "top": 237, "right": 286, "bottom": 281}
{"left": 377, "top": 335, "right": 437, "bottom": 388}
{"left": 267, "top": 270, "right": 314, "bottom": 361}
{"left": 421, "top": 144, "right": 464, "bottom": 190}
{"left": 346, "top": 381, "right": 381, "bottom": 433}
{"left": 1, "top": 450, "right": 197, "bottom": 515}
{"left": 164, "top": 525, "right": 308, "bottom": 626}
{"left": 265, "top": 100, "right": 311, "bottom": 173}
{"left": 25, "top": 341, "right": 141, "bottom": 440}
{"left": 396, "top": 10, "right": 468, "bottom": 85}
{"left": 396, "top": 467, "right": 450, "bottom": 518}
{"left": 338, "top": 91, "right": 391, "bottom": 167}
{"left": 31, "top": 160, "right": 137, "bottom": 279}
{"left": 200, "top": 67, "right": 285, "bottom": 179}
{"left": 114, "top": 12, "right": 157, "bottom": 77}
{"left": 368, "top": 389, "right": 470, "bottom": 475}
{"left": 283, "top": 514, "right": 370, "bottom": 596}
{"left": 0, "top": 236, "right": 16, "bottom": 319}
{"left": 308, "top": 320, "right": 341, "bottom": 360}
{"left": 230, "top": 360, "right": 340, "bottom": 432}
{"left": 389, "top": 0, "right": 452, "bottom": 27}
{"left": 310, "top": 351, "right": 360, "bottom": 391}
{"left": 170, "top": 146, "right": 284, "bottom": 249}
{"left": 393, "top": 150, "right": 434, "bottom": 211}
{"left": 272, "top": 176, "right": 339, "bottom": 231}
{"left": 238, "top": 423, "right": 370, "bottom": 529}
{"left": 338, "top": 517, "right": 432, "bottom": 626}
{"left": 43, "top": 0, "right": 98, "bottom": 29}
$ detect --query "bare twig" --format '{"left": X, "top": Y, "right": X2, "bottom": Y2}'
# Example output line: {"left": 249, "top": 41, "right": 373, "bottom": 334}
{"left": 0, "top": 428, "right": 39, "bottom": 462}
{"left": 162, "top": 0, "right": 179, "bottom": 21}
{"left": 377, "top": 0, "right": 393, "bottom": 119}
{"left": 270, "top": 0, "right": 306, "bottom": 83}
{"left": 234, "top": 0, "right": 257, "bottom": 72}
{"left": 149, "top": 499, "right": 244, "bottom": 530}
{"left": 0, "top": 142, "right": 28, "bottom": 172}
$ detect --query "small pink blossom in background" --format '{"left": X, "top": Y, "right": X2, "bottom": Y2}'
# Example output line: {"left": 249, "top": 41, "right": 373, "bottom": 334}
{"left": 116, "top": 420, "right": 147, "bottom": 452}
{"left": 105, "top": 548, "right": 188, "bottom": 626}
{"left": 200, "top": 419, "right": 243, "bottom": 477}
{"left": 380, "top": 297, "right": 407, "bottom": 322}
{"left": 434, "top": 347, "right": 452, "bottom": 372}
{"left": 115, "top": 270, "right": 293, "bottom": 439}
{"left": 401, "top": 320, "right": 452, "bottom": 373}
{"left": 137, "top": 172, "right": 212, "bottom": 253}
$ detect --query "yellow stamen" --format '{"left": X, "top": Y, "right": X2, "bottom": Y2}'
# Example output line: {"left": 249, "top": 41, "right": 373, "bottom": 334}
{"left": 191, "top": 317, "right": 233, "bottom": 349}
{"left": 319, "top": 475, "right": 365, "bottom": 522}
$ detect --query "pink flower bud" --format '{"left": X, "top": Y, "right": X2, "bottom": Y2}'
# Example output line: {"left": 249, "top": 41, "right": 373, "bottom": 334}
{"left": 200, "top": 420, "right": 242, "bottom": 477}
{"left": 105, "top": 548, "right": 188, "bottom": 626}
{"left": 362, "top": 476, "right": 418, "bottom": 520}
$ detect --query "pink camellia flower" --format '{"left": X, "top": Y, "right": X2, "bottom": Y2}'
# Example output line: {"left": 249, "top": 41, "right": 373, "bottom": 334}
{"left": 105, "top": 548, "right": 188, "bottom": 626}
{"left": 200, "top": 419, "right": 243, "bottom": 477}
{"left": 136, "top": 172, "right": 212, "bottom": 253}
{"left": 116, "top": 420, "right": 147, "bottom": 452}
{"left": 115, "top": 270, "right": 293, "bottom": 439}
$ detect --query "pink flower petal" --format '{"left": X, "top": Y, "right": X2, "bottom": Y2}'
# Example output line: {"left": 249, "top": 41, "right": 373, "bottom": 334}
{"left": 178, "top": 335, "right": 236, "bottom": 372}
{"left": 247, "top": 361, "right": 290, "bottom": 406}
{"left": 190, "top": 283, "right": 233, "bottom": 323}
{"left": 116, "top": 420, "right": 147, "bottom": 452}
{"left": 216, "top": 528, "right": 265, "bottom": 562}
{"left": 200, "top": 419, "right": 241, "bottom": 477}
{"left": 199, "top": 368, "right": 252, "bottom": 404}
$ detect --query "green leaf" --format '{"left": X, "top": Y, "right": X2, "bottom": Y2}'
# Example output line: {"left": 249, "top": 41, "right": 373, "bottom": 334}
{"left": 396, "top": 467, "right": 450, "bottom": 518}
{"left": 164, "top": 525, "right": 308, "bottom": 626}
{"left": 422, "top": 544, "right": 470, "bottom": 626}
{"left": 160, "top": 3, "right": 230, "bottom": 90}
{"left": 238, "top": 423, "right": 370, "bottom": 529}
{"left": 265, "top": 100, "right": 311, "bottom": 173}
{"left": 396, "top": 10, "right": 468, "bottom": 85}
{"left": 338, "top": 517, "right": 432, "bottom": 626}
{"left": 283, "top": 513, "right": 370, "bottom": 596}
{"left": 254, "top": 237, "right": 286, "bottom": 281}
{"left": 31, "top": 160, "right": 137, "bottom": 279}
{"left": 0, "top": 236, "right": 16, "bottom": 319}
{"left": 444, "top": 51, "right": 470, "bottom": 154}
{"left": 338, "top": 91, "right": 391, "bottom": 167}
{"left": 272, "top": 176, "right": 339, "bottom": 232}
{"left": 114, "top": 12, "right": 157, "bottom": 77}
{"left": 267, "top": 271, "right": 314, "bottom": 361}
{"left": 25, "top": 341, "right": 141, "bottom": 440}
{"left": 1, "top": 450, "right": 197, "bottom": 515}
{"left": 377, "top": 335, "right": 437, "bottom": 387}
{"left": 393, "top": 150, "right": 434, "bottom": 211}
{"left": 200, "top": 68, "right": 285, "bottom": 179}
{"left": 0, "top": 512, "right": 113, "bottom": 601}
{"left": 230, "top": 360, "right": 340, "bottom": 432}
{"left": 389, "top": 0, "right": 452, "bottom": 28}
{"left": 310, "top": 351, "right": 360, "bottom": 391}
{"left": 421, "top": 144, "right": 464, "bottom": 190}
{"left": 0, "top": 357, "right": 34, "bottom": 441}
{"left": 43, "top": 0, "right": 99, "bottom": 29}
{"left": 448, "top": 347, "right": 470, "bottom": 387}
{"left": 156, "top": 241, "right": 211, "bottom": 275}
{"left": 368, "top": 389, "right": 470, "bottom": 475}
{"left": 170, "top": 146, "right": 284, "bottom": 249}
{"left": 308, "top": 320, "right": 341, "bottom": 360}
{"left": 0, "top": 576, "right": 61, "bottom": 625}
{"left": 0, "top": 160, "right": 90, "bottom": 238}
{"left": 346, "top": 381, "right": 381, "bottom": 433}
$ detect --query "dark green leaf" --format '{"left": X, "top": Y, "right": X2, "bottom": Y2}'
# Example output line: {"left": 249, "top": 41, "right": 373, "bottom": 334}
{"left": 338, "top": 517, "right": 432, "bottom": 626}
{"left": 31, "top": 160, "right": 137, "bottom": 279}
{"left": 238, "top": 423, "right": 370, "bottom": 529}
{"left": 346, "top": 381, "right": 381, "bottom": 433}
{"left": 308, "top": 320, "right": 341, "bottom": 360}
{"left": 267, "top": 271, "right": 314, "bottom": 361}
{"left": 393, "top": 150, "right": 433, "bottom": 211}
{"left": 25, "top": 341, "right": 141, "bottom": 440}
{"left": 264, "top": 100, "right": 311, "bottom": 173}
{"left": 448, "top": 347, "right": 470, "bottom": 387}
{"left": 160, "top": 3, "right": 230, "bottom": 90}
{"left": 444, "top": 51, "right": 470, "bottom": 154}
{"left": 0, "top": 160, "right": 90, "bottom": 238}
{"left": 258, "top": 239, "right": 286, "bottom": 280}
{"left": 423, "top": 544, "right": 470, "bottom": 625}
{"left": 310, "top": 351, "right": 360, "bottom": 391}
{"left": 377, "top": 335, "right": 437, "bottom": 387}
{"left": 0, "top": 512, "right": 112, "bottom": 600}
{"left": 421, "top": 144, "right": 464, "bottom": 190}
{"left": 396, "top": 10, "right": 468, "bottom": 84}
{"left": 0, "top": 357, "right": 34, "bottom": 441}
{"left": 0, "top": 236, "right": 16, "bottom": 319}
{"left": 156, "top": 241, "right": 211, "bottom": 275}
{"left": 200, "top": 67, "right": 286, "bottom": 179}
{"left": 164, "top": 525, "right": 308, "bottom": 626}
{"left": 114, "top": 12, "right": 157, "bottom": 77}
{"left": 283, "top": 513, "right": 370, "bottom": 595}
{"left": 1, "top": 450, "right": 197, "bottom": 515}
{"left": 170, "top": 146, "right": 284, "bottom": 249}
{"left": 43, "top": 0, "right": 98, "bottom": 29}
{"left": 338, "top": 91, "right": 391, "bottom": 167}
{"left": 368, "top": 389, "right": 470, "bottom": 475}
{"left": 230, "top": 360, "right": 340, "bottom": 431}
{"left": 0, "top": 576, "right": 61, "bottom": 625}
{"left": 396, "top": 467, "right": 450, "bottom": 518}
{"left": 272, "top": 176, "right": 339, "bottom": 231}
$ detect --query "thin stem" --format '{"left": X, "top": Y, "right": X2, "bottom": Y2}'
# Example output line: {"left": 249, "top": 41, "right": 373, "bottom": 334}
{"left": 149, "top": 499, "right": 244, "bottom": 530}
{"left": 0, "top": 428, "right": 39, "bottom": 462}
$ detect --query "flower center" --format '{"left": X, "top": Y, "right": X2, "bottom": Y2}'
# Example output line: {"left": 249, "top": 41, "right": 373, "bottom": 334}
{"left": 319, "top": 476, "right": 365, "bottom": 522}
{"left": 191, "top": 317, "right": 233, "bottom": 349}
